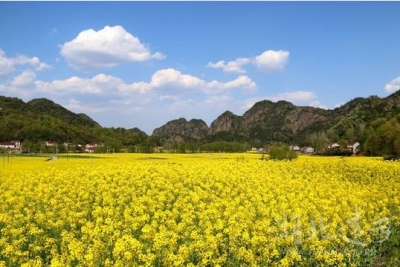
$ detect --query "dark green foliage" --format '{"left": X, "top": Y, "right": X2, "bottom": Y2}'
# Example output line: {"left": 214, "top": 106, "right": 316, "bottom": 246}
{"left": 268, "top": 143, "right": 298, "bottom": 161}
{"left": 0, "top": 96, "right": 150, "bottom": 153}
{"left": 364, "top": 115, "right": 400, "bottom": 157}
{"left": 321, "top": 147, "right": 353, "bottom": 157}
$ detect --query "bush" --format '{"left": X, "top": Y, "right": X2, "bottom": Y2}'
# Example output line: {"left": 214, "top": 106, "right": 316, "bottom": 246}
{"left": 268, "top": 144, "right": 298, "bottom": 161}
{"left": 383, "top": 155, "right": 400, "bottom": 161}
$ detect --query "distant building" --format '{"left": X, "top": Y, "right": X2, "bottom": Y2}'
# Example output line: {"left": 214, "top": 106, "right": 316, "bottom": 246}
{"left": 45, "top": 140, "right": 58, "bottom": 147}
{"left": 328, "top": 142, "right": 340, "bottom": 149}
{"left": 0, "top": 140, "right": 21, "bottom": 151}
{"left": 327, "top": 140, "right": 361, "bottom": 154}
{"left": 63, "top": 142, "right": 73, "bottom": 149}
{"left": 347, "top": 141, "right": 361, "bottom": 154}
{"left": 300, "top": 146, "right": 314, "bottom": 154}
{"left": 290, "top": 145, "right": 300, "bottom": 151}
{"left": 84, "top": 142, "right": 104, "bottom": 153}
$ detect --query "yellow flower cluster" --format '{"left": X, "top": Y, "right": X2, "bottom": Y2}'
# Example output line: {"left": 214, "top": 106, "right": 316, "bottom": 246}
{"left": 0, "top": 155, "right": 399, "bottom": 266}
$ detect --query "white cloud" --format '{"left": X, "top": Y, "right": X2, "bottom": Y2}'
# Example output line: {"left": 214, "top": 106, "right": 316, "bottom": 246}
{"left": 8, "top": 67, "right": 254, "bottom": 101}
{"left": 121, "top": 68, "right": 257, "bottom": 94}
{"left": 11, "top": 70, "right": 37, "bottom": 87}
{"left": 207, "top": 58, "right": 251, "bottom": 73}
{"left": 253, "top": 50, "right": 290, "bottom": 71}
{"left": 0, "top": 48, "right": 50, "bottom": 75}
{"left": 60, "top": 25, "right": 165, "bottom": 71}
{"left": 308, "top": 100, "right": 328, "bottom": 109}
{"left": 14, "top": 55, "right": 50, "bottom": 71}
{"left": 385, "top": 76, "right": 400, "bottom": 93}
{"left": 36, "top": 73, "right": 123, "bottom": 94}
{"left": 151, "top": 68, "right": 204, "bottom": 88}
{"left": 208, "top": 49, "right": 290, "bottom": 74}
{"left": 267, "top": 91, "right": 317, "bottom": 103}
{"left": 0, "top": 49, "right": 15, "bottom": 75}
{"left": 208, "top": 75, "right": 257, "bottom": 91}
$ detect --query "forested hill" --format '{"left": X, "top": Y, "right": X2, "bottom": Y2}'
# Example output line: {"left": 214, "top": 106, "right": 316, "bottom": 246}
{"left": 1, "top": 90, "right": 400, "bottom": 156}
{"left": 0, "top": 96, "right": 148, "bottom": 151}
{"left": 152, "top": 90, "right": 400, "bottom": 156}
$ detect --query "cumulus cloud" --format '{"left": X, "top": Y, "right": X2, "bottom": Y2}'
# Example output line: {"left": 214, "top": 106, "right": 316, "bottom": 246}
{"left": 0, "top": 48, "right": 50, "bottom": 75}
{"left": 208, "top": 49, "right": 289, "bottom": 73}
{"left": 11, "top": 70, "right": 37, "bottom": 87}
{"left": 151, "top": 68, "right": 203, "bottom": 88}
{"left": 208, "top": 75, "right": 257, "bottom": 91}
{"left": 7, "top": 66, "right": 255, "bottom": 101}
{"left": 36, "top": 73, "right": 124, "bottom": 94}
{"left": 207, "top": 58, "right": 251, "bottom": 73}
{"left": 121, "top": 68, "right": 257, "bottom": 94}
{"left": 60, "top": 25, "right": 165, "bottom": 71}
{"left": 385, "top": 76, "right": 400, "bottom": 93}
{"left": 253, "top": 50, "right": 290, "bottom": 71}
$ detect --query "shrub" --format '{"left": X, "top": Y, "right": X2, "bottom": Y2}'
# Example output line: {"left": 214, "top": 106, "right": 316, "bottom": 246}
{"left": 268, "top": 144, "right": 298, "bottom": 161}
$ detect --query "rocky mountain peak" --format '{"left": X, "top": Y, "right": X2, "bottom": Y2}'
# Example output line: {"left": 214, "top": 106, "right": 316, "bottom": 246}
{"left": 209, "top": 110, "right": 242, "bottom": 134}
{"left": 152, "top": 117, "right": 209, "bottom": 143}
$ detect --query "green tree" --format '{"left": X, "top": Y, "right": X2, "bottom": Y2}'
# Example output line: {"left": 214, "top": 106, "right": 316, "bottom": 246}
{"left": 364, "top": 115, "right": 400, "bottom": 158}
{"left": 268, "top": 143, "right": 298, "bottom": 161}
{"left": 308, "top": 131, "right": 329, "bottom": 153}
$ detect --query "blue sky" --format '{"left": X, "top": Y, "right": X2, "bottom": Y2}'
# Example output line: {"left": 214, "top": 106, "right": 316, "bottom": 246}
{"left": 1, "top": 2, "right": 400, "bottom": 134}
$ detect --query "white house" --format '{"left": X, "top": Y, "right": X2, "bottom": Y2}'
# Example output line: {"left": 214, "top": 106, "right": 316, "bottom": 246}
{"left": 347, "top": 141, "right": 361, "bottom": 154}
{"left": 84, "top": 142, "right": 104, "bottom": 153}
{"left": 0, "top": 140, "right": 21, "bottom": 151}
{"left": 290, "top": 145, "right": 300, "bottom": 151}
{"left": 300, "top": 146, "right": 314, "bottom": 154}
{"left": 328, "top": 142, "right": 340, "bottom": 149}
{"left": 45, "top": 140, "right": 58, "bottom": 147}
{"left": 0, "top": 142, "right": 16, "bottom": 149}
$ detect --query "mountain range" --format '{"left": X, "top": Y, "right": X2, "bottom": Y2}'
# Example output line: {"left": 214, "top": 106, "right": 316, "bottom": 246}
{"left": 1, "top": 90, "right": 400, "bottom": 151}
{"left": 152, "top": 90, "right": 400, "bottom": 146}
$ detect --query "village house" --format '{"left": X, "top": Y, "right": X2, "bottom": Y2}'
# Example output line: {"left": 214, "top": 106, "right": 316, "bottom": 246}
{"left": 84, "top": 142, "right": 104, "bottom": 153}
{"left": 300, "top": 146, "right": 315, "bottom": 154}
{"left": 327, "top": 140, "right": 361, "bottom": 154}
{"left": 63, "top": 142, "right": 73, "bottom": 149}
{"left": 328, "top": 142, "right": 340, "bottom": 149}
{"left": 0, "top": 140, "right": 21, "bottom": 151}
{"left": 251, "top": 147, "right": 266, "bottom": 153}
{"left": 347, "top": 141, "right": 361, "bottom": 154}
{"left": 290, "top": 145, "right": 314, "bottom": 154}
{"left": 45, "top": 140, "right": 58, "bottom": 147}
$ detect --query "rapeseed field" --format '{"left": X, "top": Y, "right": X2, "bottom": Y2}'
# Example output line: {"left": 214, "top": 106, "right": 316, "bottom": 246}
{"left": 0, "top": 154, "right": 399, "bottom": 266}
